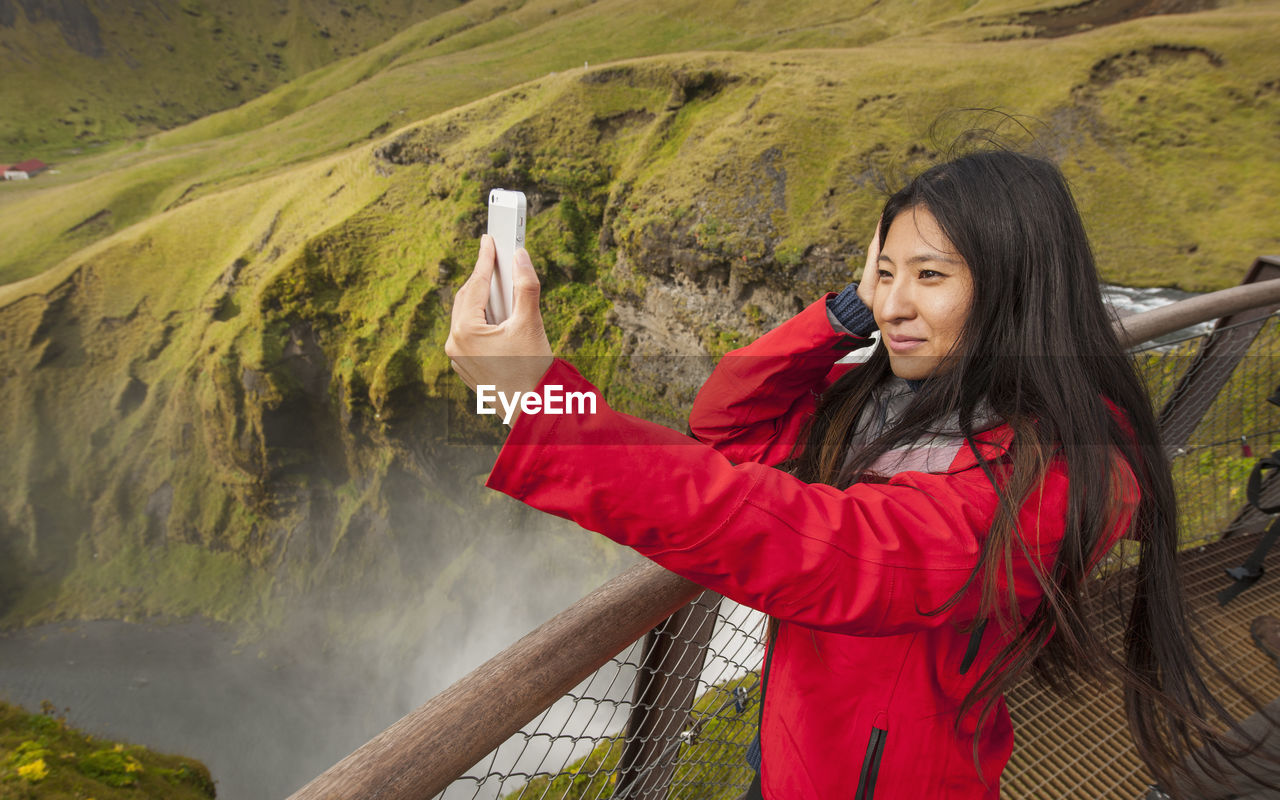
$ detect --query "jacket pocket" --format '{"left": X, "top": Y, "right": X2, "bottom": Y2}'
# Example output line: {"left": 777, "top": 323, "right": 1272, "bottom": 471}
{"left": 854, "top": 725, "right": 887, "bottom": 800}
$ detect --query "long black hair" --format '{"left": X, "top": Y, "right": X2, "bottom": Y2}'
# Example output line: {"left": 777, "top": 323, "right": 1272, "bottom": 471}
{"left": 783, "top": 149, "right": 1270, "bottom": 795}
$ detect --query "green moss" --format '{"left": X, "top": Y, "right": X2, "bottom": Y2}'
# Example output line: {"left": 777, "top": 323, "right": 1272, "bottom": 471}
{"left": 0, "top": 700, "right": 214, "bottom": 798}
{"left": 501, "top": 674, "right": 759, "bottom": 800}
{"left": 542, "top": 282, "right": 621, "bottom": 364}
{"left": 78, "top": 748, "right": 145, "bottom": 787}
{"left": 701, "top": 324, "right": 747, "bottom": 359}
{"left": 0, "top": 0, "right": 465, "bottom": 159}
{"left": 34, "top": 541, "right": 271, "bottom": 627}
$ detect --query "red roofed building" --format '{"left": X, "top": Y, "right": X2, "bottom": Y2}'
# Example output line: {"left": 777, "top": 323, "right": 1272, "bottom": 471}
{"left": 4, "top": 159, "right": 48, "bottom": 180}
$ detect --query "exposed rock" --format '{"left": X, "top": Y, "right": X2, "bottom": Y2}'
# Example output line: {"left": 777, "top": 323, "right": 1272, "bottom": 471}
{"left": 64, "top": 209, "right": 112, "bottom": 237}
{"left": 116, "top": 375, "right": 148, "bottom": 416}
{"left": 1083, "top": 44, "right": 1224, "bottom": 89}
{"left": 0, "top": 0, "right": 104, "bottom": 57}
{"left": 374, "top": 137, "right": 442, "bottom": 166}
{"left": 1015, "top": 0, "right": 1221, "bottom": 38}
{"left": 145, "top": 481, "right": 173, "bottom": 531}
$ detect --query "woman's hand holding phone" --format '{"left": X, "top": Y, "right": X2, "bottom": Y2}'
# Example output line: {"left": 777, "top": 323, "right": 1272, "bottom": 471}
{"left": 445, "top": 235, "right": 553, "bottom": 420}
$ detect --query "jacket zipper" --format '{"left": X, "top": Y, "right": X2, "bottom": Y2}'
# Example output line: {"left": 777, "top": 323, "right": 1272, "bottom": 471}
{"left": 756, "top": 634, "right": 775, "bottom": 776}
{"left": 854, "top": 726, "right": 887, "bottom": 800}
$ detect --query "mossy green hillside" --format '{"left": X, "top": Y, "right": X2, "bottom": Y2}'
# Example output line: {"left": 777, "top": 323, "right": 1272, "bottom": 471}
{"left": 5, "top": 0, "right": 1274, "bottom": 289}
{"left": 0, "top": 92, "right": 637, "bottom": 639}
{"left": 0, "top": 700, "right": 214, "bottom": 799}
{"left": 0, "top": 0, "right": 1068, "bottom": 161}
{"left": 0, "top": 0, "right": 916, "bottom": 284}
{"left": 0, "top": 2, "right": 1278, "bottom": 638}
{"left": 0, "top": 0, "right": 466, "bottom": 159}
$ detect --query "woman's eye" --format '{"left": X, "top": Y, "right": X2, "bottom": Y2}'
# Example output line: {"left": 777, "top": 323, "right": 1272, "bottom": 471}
{"left": 919, "top": 269, "right": 943, "bottom": 279}
{"left": 878, "top": 269, "right": 893, "bottom": 279}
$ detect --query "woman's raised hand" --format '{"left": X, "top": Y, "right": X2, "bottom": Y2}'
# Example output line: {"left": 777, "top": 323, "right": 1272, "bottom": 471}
{"left": 856, "top": 219, "right": 883, "bottom": 310}
{"left": 445, "top": 235, "right": 553, "bottom": 401}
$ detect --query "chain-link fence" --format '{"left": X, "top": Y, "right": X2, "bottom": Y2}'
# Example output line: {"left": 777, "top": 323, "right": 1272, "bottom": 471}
{"left": 438, "top": 599, "right": 766, "bottom": 800}
{"left": 1137, "top": 314, "right": 1280, "bottom": 548}
{"left": 428, "top": 309, "right": 1280, "bottom": 800}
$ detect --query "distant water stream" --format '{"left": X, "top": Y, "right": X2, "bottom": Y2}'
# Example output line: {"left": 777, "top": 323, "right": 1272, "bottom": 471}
{"left": 1102, "top": 283, "right": 1210, "bottom": 345}
{"left": 0, "top": 283, "right": 1205, "bottom": 800}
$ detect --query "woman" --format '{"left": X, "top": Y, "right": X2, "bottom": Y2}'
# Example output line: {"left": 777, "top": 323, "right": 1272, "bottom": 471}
{"left": 445, "top": 150, "right": 1261, "bottom": 798}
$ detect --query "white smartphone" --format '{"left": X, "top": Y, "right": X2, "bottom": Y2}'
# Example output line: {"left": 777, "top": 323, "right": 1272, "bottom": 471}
{"left": 485, "top": 188, "right": 527, "bottom": 325}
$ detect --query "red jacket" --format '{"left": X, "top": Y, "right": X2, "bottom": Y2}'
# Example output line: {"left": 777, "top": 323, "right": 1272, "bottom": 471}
{"left": 486, "top": 293, "right": 1138, "bottom": 798}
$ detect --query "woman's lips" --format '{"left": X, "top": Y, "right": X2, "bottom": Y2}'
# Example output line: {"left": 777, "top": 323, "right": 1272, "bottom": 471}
{"left": 885, "top": 334, "right": 926, "bottom": 353}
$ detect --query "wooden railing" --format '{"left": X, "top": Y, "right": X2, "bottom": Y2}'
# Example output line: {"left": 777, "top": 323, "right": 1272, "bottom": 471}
{"left": 289, "top": 257, "right": 1280, "bottom": 800}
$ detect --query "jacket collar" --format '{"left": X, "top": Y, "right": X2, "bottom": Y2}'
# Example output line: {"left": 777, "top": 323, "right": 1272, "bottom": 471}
{"left": 848, "top": 375, "right": 1010, "bottom": 477}
{"left": 947, "top": 424, "right": 1014, "bottom": 472}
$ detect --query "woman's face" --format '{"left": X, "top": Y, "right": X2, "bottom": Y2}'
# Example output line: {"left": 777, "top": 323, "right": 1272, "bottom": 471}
{"left": 872, "top": 206, "right": 974, "bottom": 381}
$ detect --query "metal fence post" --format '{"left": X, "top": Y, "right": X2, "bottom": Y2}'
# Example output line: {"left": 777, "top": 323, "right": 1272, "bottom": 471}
{"left": 1158, "top": 258, "right": 1280, "bottom": 452}
{"left": 615, "top": 591, "right": 723, "bottom": 799}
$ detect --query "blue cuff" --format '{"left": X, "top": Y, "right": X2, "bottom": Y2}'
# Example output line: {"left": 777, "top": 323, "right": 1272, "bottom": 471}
{"left": 826, "top": 285, "right": 876, "bottom": 337}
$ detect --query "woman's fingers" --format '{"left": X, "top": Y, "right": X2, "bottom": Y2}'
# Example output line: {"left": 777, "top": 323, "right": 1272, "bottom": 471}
{"left": 857, "top": 217, "right": 883, "bottom": 309}
{"left": 868, "top": 217, "right": 883, "bottom": 263}
{"left": 447, "top": 235, "right": 496, "bottom": 360}
{"left": 510, "top": 248, "right": 543, "bottom": 327}
{"left": 456, "top": 234, "right": 497, "bottom": 325}
{"left": 506, "top": 247, "right": 553, "bottom": 393}
{"left": 446, "top": 239, "right": 486, "bottom": 382}
{"left": 446, "top": 237, "right": 553, "bottom": 401}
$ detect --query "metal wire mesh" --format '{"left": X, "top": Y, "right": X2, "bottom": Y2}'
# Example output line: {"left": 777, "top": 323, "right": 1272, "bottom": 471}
{"left": 1135, "top": 313, "right": 1280, "bottom": 548}
{"left": 436, "top": 309, "right": 1280, "bottom": 800}
{"left": 436, "top": 599, "right": 765, "bottom": 800}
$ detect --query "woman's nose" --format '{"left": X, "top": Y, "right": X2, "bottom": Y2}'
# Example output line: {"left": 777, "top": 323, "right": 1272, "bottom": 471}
{"left": 878, "top": 278, "right": 915, "bottom": 321}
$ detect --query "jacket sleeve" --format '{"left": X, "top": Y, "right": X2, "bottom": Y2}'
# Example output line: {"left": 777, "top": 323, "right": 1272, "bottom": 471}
{"left": 688, "top": 293, "right": 874, "bottom": 467}
{"left": 486, "top": 358, "right": 1071, "bottom": 637}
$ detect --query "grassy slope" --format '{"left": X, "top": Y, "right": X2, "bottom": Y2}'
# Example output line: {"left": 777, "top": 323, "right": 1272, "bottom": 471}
{"left": 11, "top": 0, "right": 1257, "bottom": 287}
{"left": 0, "top": 0, "right": 1276, "bottom": 639}
{"left": 2, "top": 0, "right": 1276, "bottom": 289}
{"left": 0, "top": 0, "right": 465, "bottom": 160}
{"left": 1, "top": 0, "right": 907, "bottom": 284}
{"left": 0, "top": 701, "right": 214, "bottom": 799}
